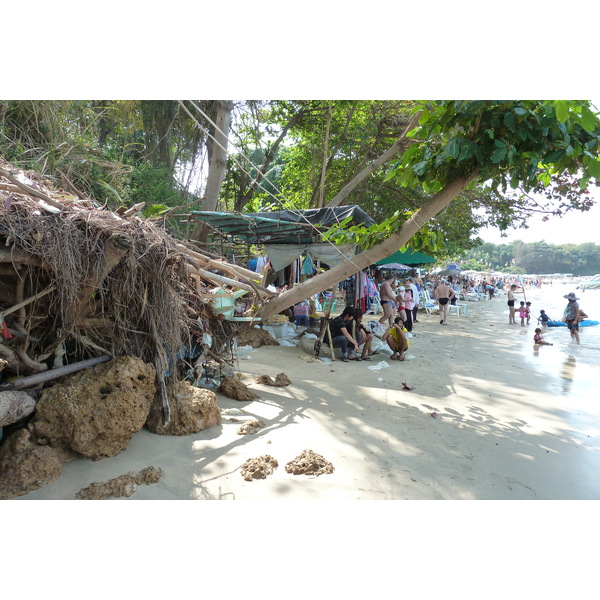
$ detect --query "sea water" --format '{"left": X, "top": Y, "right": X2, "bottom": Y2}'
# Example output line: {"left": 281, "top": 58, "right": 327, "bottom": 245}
{"left": 532, "top": 286, "right": 600, "bottom": 368}
{"left": 519, "top": 285, "right": 600, "bottom": 402}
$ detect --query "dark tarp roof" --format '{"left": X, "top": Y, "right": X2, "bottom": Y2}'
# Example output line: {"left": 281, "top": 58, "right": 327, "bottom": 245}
{"left": 245, "top": 206, "right": 375, "bottom": 228}
{"left": 375, "top": 249, "right": 435, "bottom": 265}
{"left": 191, "top": 206, "right": 375, "bottom": 245}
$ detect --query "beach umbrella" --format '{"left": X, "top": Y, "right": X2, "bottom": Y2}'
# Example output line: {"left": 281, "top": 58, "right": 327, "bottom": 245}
{"left": 375, "top": 263, "right": 411, "bottom": 270}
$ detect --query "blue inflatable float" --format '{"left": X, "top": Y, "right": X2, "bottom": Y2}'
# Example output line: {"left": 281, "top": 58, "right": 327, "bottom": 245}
{"left": 547, "top": 320, "right": 599, "bottom": 327}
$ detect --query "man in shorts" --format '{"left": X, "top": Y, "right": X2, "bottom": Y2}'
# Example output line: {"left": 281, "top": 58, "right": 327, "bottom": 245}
{"left": 376, "top": 275, "right": 396, "bottom": 335}
{"left": 563, "top": 292, "right": 580, "bottom": 344}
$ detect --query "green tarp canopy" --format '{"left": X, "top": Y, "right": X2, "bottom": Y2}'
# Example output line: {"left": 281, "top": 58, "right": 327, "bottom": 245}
{"left": 375, "top": 249, "right": 435, "bottom": 266}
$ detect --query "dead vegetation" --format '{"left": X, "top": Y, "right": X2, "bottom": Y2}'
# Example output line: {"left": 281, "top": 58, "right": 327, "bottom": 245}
{"left": 0, "top": 157, "right": 276, "bottom": 429}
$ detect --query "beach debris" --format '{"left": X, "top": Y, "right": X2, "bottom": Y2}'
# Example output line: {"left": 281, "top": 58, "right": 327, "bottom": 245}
{"left": 230, "top": 417, "right": 239, "bottom": 422}
{"left": 367, "top": 360, "right": 390, "bottom": 371}
{"left": 146, "top": 382, "right": 221, "bottom": 436}
{"left": 430, "top": 412, "right": 437, "bottom": 419}
{"left": 218, "top": 376, "right": 259, "bottom": 401}
{"left": 240, "top": 455, "right": 278, "bottom": 480}
{"left": 237, "top": 419, "right": 266, "bottom": 435}
{"left": 236, "top": 326, "right": 280, "bottom": 348}
{"left": 300, "top": 355, "right": 319, "bottom": 363}
{"left": 401, "top": 382, "right": 415, "bottom": 391}
{"left": 0, "top": 390, "right": 37, "bottom": 426}
{"left": 285, "top": 449, "right": 334, "bottom": 477}
{"left": 221, "top": 407, "right": 243, "bottom": 415}
{"left": 254, "top": 373, "right": 291, "bottom": 387}
{"left": 0, "top": 428, "right": 64, "bottom": 499}
{"left": 75, "top": 466, "right": 164, "bottom": 500}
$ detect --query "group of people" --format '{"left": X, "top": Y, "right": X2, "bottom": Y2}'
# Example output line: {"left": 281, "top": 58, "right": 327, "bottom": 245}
{"left": 329, "top": 305, "right": 410, "bottom": 362}
{"left": 506, "top": 284, "right": 584, "bottom": 346}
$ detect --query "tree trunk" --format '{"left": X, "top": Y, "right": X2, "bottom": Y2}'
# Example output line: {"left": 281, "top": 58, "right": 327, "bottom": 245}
{"left": 316, "top": 102, "right": 333, "bottom": 208}
{"left": 324, "top": 111, "right": 422, "bottom": 208}
{"left": 255, "top": 173, "right": 477, "bottom": 319}
{"left": 202, "top": 100, "right": 233, "bottom": 211}
{"left": 190, "top": 100, "right": 233, "bottom": 243}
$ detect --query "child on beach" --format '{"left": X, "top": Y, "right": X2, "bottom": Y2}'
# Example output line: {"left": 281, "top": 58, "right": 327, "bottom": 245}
{"left": 525, "top": 301, "right": 532, "bottom": 324}
{"left": 518, "top": 301, "right": 528, "bottom": 326}
{"left": 538, "top": 310, "right": 550, "bottom": 328}
{"left": 382, "top": 316, "right": 409, "bottom": 361}
{"left": 533, "top": 328, "right": 553, "bottom": 346}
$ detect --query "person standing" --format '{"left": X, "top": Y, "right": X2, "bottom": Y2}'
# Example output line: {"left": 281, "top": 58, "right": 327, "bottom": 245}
{"left": 507, "top": 284, "right": 518, "bottom": 324}
{"left": 433, "top": 279, "right": 455, "bottom": 326}
{"left": 563, "top": 292, "right": 581, "bottom": 344}
{"left": 377, "top": 275, "right": 396, "bottom": 334}
{"left": 407, "top": 277, "right": 420, "bottom": 323}
{"left": 402, "top": 286, "right": 414, "bottom": 332}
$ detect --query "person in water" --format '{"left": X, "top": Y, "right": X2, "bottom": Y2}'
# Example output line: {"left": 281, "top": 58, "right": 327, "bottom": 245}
{"left": 533, "top": 328, "right": 553, "bottom": 346}
{"left": 563, "top": 292, "right": 581, "bottom": 345}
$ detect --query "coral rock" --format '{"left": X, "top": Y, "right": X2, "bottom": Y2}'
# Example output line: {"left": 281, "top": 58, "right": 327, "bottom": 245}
{"left": 146, "top": 382, "right": 221, "bottom": 435}
{"left": 31, "top": 356, "right": 156, "bottom": 460}
{"left": 0, "top": 429, "right": 64, "bottom": 499}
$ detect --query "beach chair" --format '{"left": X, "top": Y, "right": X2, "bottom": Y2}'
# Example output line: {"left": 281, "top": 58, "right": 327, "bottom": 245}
{"left": 448, "top": 291, "right": 468, "bottom": 316}
{"left": 420, "top": 289, "right": 439, "bottom": 314}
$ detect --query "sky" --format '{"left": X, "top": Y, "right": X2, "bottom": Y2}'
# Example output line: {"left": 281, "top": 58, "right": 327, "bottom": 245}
{"left": 477, "top": 195, "right": 600, "bottom": 245}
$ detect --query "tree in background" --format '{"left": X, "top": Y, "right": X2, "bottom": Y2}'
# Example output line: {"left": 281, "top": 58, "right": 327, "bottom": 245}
{"left": 257, "top": 100, "right": 600, "bottom": 317}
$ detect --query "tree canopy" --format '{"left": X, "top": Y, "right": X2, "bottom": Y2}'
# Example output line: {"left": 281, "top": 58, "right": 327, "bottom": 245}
{"left": 2, "top": 99, "right": 599, "bottom": 307}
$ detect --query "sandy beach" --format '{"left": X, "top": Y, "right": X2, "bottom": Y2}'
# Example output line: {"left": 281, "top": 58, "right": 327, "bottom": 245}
{"left": 10, "top": 287, "right": 600, "bottom": 501}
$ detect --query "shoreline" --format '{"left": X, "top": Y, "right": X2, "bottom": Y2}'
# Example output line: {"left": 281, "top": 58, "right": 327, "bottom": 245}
{"left": 10, "top": 290, "right": 600, "bottom": 500}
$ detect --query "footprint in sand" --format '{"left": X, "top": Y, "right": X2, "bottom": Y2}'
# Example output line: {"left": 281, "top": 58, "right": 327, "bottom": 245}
{"left": 490, "top": 473, "right": 536, "bottom": 498}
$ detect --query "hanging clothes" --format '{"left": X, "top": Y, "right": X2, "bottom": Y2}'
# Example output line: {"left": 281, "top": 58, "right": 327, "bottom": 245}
{"left": 301, "top": 253, "right": 315, "bottom": 276}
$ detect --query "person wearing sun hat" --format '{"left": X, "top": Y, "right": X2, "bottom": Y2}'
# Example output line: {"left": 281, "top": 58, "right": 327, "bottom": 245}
{"left": 563, "top": 292, "right": 580, "bottom": 344}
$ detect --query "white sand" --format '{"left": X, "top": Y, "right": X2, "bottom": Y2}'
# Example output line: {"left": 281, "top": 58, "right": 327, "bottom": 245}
{"left": 12, "top": 289, "right": 600, "bottom": 501}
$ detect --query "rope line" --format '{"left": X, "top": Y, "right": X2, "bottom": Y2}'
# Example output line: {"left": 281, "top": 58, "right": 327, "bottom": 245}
{"left": 178, "top": 100, "right": 364, "bottom": 271}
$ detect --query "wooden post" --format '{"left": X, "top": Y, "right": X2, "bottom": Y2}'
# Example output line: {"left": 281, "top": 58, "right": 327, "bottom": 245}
{"left": 326, "top": 322, "right": 336, "bottom": 361}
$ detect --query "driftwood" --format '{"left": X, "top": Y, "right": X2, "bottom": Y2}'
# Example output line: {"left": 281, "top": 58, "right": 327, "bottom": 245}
{"left": 0, "top": 355, "right": 112, "bottom": 391}
{"left": 0, "top": 158, "right": 273, "bottom": 428}
{"left": 0, "top": 390, "right": 37, "bottom": 426}
{"left": 0, "top": 166, "right": 66, "bottom": 211}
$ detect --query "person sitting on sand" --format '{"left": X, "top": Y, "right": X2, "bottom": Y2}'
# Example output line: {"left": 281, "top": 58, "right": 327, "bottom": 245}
{"left": 534, "top": 327, "right": 553, "bottom": 346}
{"left": 352, "top": 308, "right": 376, "bottom": 361}
{"left": 329, "top": 306, "right": 359, "bottom": 362}
{"left": 382, "top": 316, "right": 409, "bottom": 361}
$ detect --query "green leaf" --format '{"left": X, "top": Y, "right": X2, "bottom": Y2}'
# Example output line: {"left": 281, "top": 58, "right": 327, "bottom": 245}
{"left": 445, "top": 139, "right": 460, "bottom": 159}
{"left": 580, "top": 106, "right": 598, "bottom": 133}
{"left": 543, "top": 149, "right": 566, "bottom": 164}
{"left": 412, "top": 160, "right": 430, "bottom": 176}
{"left": 586, "top": 159, "right": 600, "bottom": 180}
{"left": 491, "top": 147, "right": 507, "bottom": 163}
{"left": 555, "top": 100, "right": 569, "bottom": 123}
{"left": 503, "top": 112, "right": 516, "bottom": 130}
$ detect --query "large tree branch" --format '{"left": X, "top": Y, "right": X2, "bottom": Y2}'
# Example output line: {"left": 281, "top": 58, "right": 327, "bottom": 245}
{"left": 256, "top": 172, "right": 478, "bottom": 319}
{"left": 325, "top": 111, "right": 422, "bottom": 208}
